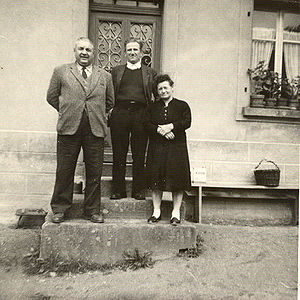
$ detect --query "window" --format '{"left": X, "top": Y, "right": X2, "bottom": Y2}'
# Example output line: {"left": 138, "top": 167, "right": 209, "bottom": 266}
{"left": 241, "top": 1, "right": 300, "bottom": 121}
{"left": 251, "top": 10, "right": 300, "bottom": 82}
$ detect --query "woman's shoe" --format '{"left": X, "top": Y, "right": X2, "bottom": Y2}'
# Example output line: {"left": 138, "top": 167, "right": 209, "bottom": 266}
{"left": 147, "top": 215, "right": 161, "bottom": 223}
{"left": 170, "top": 217, "right": 181, "bottom": 226}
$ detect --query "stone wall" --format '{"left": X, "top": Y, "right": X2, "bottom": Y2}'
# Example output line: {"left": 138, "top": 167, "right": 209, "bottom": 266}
{"left": 0, "top": 0, "right": 298, "bottom": 220}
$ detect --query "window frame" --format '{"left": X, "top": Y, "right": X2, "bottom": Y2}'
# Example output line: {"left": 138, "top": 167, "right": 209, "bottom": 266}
{"left": 236, "top": 0, "right": 300, "bottom": 124}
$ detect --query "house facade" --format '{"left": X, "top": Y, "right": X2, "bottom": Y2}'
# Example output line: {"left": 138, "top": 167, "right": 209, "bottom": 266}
{"left": 0, "top": 0, "right": 299, "bottom": 222}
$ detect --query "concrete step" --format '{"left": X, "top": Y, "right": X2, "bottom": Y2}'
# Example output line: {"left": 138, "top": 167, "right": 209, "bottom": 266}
{"left": 47, "top": 196, "right": 186, "bottom": 221}
{"left": 40, "top": 219, "right": 197, "bottom": 263}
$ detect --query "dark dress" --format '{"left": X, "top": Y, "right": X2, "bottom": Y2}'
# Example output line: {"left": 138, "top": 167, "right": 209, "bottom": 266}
{"left": 144, "top": 98, "right": 191, "bottom": 192}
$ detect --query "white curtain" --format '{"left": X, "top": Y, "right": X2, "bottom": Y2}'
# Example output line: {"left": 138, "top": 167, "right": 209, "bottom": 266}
{"left": 251, "top": 27, "right": 276, "bottom": 69}
{"left": 283, "top": 30, "right": 300, "bottom": 81}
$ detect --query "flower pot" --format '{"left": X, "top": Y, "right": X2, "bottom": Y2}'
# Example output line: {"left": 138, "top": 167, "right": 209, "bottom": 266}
{"left": 265, "top": 98, "right": 277, "bottom": 108}
{"left": 277, "top": 97, "right": 289, "bottom": 109}
{"left": 288, "top": 99, "right": 300, "bottom": 110}
{"left": 250, "top": 95, "right": 265, "bottom": 107}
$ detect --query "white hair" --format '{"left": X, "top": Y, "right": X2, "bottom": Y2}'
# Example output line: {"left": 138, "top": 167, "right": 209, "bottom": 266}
{"left": 74, "top": 37, "right": 94, "bottom": 50}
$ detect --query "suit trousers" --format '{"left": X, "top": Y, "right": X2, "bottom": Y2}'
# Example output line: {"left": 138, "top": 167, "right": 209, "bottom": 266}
{"left": 51, "top": 111, "right": 104, "bottom": 215}
{"left": 110, "top": 105, "right": 148, "bottom": 195}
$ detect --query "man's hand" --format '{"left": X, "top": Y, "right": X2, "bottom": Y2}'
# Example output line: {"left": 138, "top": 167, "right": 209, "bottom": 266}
{"left": 106, "top": 108, "right": 113, "bottom": 120}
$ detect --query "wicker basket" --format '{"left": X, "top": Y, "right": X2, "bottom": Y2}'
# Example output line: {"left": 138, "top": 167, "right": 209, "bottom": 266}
{"left": 254, "top": 159, "right": 280, "bottom": 187}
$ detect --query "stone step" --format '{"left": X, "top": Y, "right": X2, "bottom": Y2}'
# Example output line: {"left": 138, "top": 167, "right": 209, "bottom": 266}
{"left": 47, "top": 196, "right": 186, "bottom": 221}
{"left": 40, "top": 219, "right": 197, "bottom": 263}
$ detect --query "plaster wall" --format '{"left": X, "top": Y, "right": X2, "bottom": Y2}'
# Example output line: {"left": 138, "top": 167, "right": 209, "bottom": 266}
{"left": 162, "top": 0, "right": 299, "bottom": 143}
{"left": 0, "top": 0, "right": 89, "bottom": 132}
{"left": 162, "top": 0, "right": 299, "bottom": 185}
{"left": 0, "top": 0, "right": 298, "bottom": 206}
{"left": 0, "top": 0, "right": 89, "bottom": 212}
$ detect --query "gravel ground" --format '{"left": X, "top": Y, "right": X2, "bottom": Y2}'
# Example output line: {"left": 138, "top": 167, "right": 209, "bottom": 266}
{"left": 0, "top": 224, "right": 297, "bottom": 300}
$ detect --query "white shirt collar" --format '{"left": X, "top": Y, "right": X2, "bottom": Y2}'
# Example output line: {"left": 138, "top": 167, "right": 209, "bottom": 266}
{"left": 126, "top": 61, "right": 141, "bottom": 70}
{"left": 76, "top": 63, "right": 92, "bottom": 74}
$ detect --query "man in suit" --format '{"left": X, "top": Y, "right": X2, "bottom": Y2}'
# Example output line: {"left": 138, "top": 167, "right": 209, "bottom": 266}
{"left": 110, "top": 38, "right": 157, "bottom": 200}
{"left": 47, "top": 37, "right": 114, "bottom": 223}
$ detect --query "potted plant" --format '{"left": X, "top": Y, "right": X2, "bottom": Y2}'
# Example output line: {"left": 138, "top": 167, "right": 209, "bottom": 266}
{"left": 277, "top": 77, "right": 291, "bottom": 108}
{"left": 288, "top": 76, "right": 300, "bottom": 110}
{"left": 261, "top": 69, "right": 281, "bottom": 108}
{"left": 247, "top": 61, "right": 265, "bottom": 107}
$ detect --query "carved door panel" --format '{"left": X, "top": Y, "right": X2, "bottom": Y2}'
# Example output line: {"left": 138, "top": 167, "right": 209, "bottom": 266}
{"left": 89, "top": 12, "right": 161, "bottom": 148}
{"left": 89, "top": 12, "right": 161, "bottom": 72}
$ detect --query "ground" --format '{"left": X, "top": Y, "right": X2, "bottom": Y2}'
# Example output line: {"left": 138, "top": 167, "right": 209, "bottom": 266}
{"left": 0, "top": 224, "right": 297, "bottom": 300}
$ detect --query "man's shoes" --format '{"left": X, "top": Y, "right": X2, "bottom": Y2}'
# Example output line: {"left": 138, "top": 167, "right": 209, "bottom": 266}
{"left": 83, "top": 213, "right": 104, "bottom": 223}
{"left": 170, "top": 217, "right": 181, "bottom": 226}
{"left": 132, "top": 192, "right": 145, "bottom": 200}
{"left": 90, "top": 214, "right": 104, "bottom": 223}
{"left": 147, "top": 215, "right": 161, "bottom": 223}
{"left": 110, "top": 192, "right": 127, "bottom": 200}
{"left": 52, "top": 212, "right": 64, "bottom": 223}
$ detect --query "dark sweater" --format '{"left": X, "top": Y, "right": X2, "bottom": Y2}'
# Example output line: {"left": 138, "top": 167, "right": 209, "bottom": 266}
{"left": 117, "top": 68, "right": 145, "bottom": 103}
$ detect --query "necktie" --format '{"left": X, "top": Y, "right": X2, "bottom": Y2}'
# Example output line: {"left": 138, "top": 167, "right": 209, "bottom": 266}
{"left": 82, "top": 67, "right": 87, "bottom": 79}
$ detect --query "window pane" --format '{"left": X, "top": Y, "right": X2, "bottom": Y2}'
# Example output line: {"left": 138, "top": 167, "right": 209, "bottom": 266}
{"left": 283, "top": 12, "right": 300, "bottom": 81}
{"left": 93, "top": 0, "right": 114, "bottom": 4}
{"left": 253, "top": 11, "right": 277, "bottom": 34}
{"left": 116, "top": 1, "right": 136, "bottom": 6}
{"left": 284, "top": 12, "right": 300, "bottom": 41}
{"left": 93, "top": 0, "right": 160, "bottom": 7}
{"left": 284, "top": 12, "right": 300, "bottom": 30}
{"left": 251, "top": 11, "right": 276, "bottom": 69}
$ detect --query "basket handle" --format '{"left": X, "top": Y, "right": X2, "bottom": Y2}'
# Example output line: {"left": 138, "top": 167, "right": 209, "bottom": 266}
{"left": 254, "top": 159, "right": 280, "bottom": 170}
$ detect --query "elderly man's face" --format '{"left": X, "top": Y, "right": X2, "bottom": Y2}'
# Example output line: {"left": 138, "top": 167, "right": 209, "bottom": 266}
{"left": 125, "top": 42, "right": 142, "bottom": 64}
{"left": 157, "top": 81, "right": 173, "bottom": 100}
{"left": 74, "top": 40, "right": 94, "bottom": 67}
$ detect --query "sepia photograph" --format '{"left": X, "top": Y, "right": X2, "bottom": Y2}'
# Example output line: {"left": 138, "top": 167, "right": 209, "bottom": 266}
{"left": 0, "top": 0, "right": 299, "bottom": 299}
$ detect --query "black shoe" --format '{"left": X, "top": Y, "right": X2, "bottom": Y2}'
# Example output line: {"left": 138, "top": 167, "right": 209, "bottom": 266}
{"left": 132, "top": 192, "right": 145, "bottom": 200}
{"left": 147, "top": 215, "right": 161, "bottom": 223}
{"left": 52, "top": 212, "right": 64, "bottom": 223}
{"left": 170, "top": 217, "right": 181, "bottom": 226}
{"left": 83, "top": 213, "right": 104, "bottom": 223}
{"left": 110, "top": 192, "right": 127, "bottom": 200}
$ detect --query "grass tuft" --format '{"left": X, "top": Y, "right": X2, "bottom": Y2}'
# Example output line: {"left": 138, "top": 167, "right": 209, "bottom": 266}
{"left": 122, "top": 248, "right": 154, "bottom": 270}
{"left": 21, "top": 248, "right": 154, "bottom": 276}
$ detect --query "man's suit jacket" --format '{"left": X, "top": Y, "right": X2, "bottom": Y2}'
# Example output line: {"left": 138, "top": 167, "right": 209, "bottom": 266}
{"left": 111, "top": 64, "right": 157, "bottom": 104}
{"left": 47, "top": 63, "right": 114, "bottom": 137}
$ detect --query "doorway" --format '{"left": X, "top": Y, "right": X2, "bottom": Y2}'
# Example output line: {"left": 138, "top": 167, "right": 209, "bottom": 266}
{"left": 89, "top": 1, "right": 162, "bottom": 149}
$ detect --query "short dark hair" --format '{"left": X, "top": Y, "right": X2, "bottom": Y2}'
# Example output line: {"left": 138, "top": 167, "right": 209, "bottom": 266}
{"left": 124, "top": 38, "right": 143, "bottom": 51}
{"left": 153, "top": 74, "right": 174, "bottom": 90}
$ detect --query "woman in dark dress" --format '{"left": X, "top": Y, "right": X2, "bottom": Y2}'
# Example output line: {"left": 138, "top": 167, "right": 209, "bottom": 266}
{"left": 144, "top": 74, "right": 191, "bottom": 226}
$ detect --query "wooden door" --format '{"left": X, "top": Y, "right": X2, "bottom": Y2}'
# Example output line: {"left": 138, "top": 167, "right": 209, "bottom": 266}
{"left": 89, "top": 12, "right": 161, "bottom": 72}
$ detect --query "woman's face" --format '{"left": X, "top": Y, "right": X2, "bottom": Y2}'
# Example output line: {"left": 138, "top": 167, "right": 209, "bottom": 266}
{"left": 157, "top": 81, "right": 173, "bottom": 100}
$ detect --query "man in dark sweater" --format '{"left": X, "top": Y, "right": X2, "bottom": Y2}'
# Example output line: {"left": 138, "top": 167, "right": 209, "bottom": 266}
{"left": 110, "top": 38, "right": 157, "bottom": 200}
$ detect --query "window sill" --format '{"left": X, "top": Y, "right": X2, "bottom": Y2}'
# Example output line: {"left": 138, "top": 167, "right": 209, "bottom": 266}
{"left": 242, "top": 106, "right": 300, "bottom": 121}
